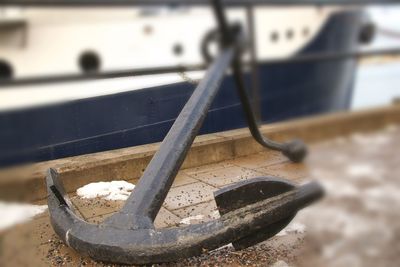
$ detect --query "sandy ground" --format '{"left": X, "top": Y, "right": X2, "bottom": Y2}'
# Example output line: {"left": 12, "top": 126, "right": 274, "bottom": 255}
{"left": 1, "top": 124, "right": 400, "bottom": 266}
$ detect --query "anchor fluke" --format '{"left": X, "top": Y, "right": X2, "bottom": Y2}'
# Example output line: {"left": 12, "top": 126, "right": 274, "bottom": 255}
{"left": 215, "top": 177, "right": 305, "bottom": 250}
{"left": 46, "top": 169, "right": 323, "bottom": 265}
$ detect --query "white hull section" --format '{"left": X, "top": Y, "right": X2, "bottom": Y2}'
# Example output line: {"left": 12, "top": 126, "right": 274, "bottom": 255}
{"left": 0, "top": 6, "right": 342, "bottom": 110}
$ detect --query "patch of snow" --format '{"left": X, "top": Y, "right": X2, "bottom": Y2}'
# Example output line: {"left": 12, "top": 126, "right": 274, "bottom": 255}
{"left": 179, "top": 214, "right": 205, "bottom": 225}
{"left": 213, "top": 243, "right": 234, "bottom": 251}
{"left": 346, "top": 164, "right": 374, "bottom": 177}
{"left": 76, "top": 180, "right": 135, "bottom": 201}
{"left": 328, "top": 253, "right": 362, "bottom": 267}
{"left": 297, "top": 206, "right": 391, "bottom": 240}
{"left": 0, "top": 202, "right": 47, "bottom": 231}
{"left": 365, "top": 247, "right": 380, "bottom": 257}
{"left": 212, "top": 210, "right": 220, "bottom": 218}
{"left": 351, "top": 132, "right": 390, "bottom": 146}
{"left": 322, "top": 239, "right": 346, "bottom": 259}
{"left": 365, "top": 185, "right": 400, "bottom": 200}
{"left": 271, "top": 260, "right": 290, "bottom": 267}
{"left": 277, "top": 222, "right": 306, "bottom": 236}
{"left": 320, "top": 179, "right": 360, "bottom": 198}
{"left": 364, "top": 184, "right": 400, "bottom": 211}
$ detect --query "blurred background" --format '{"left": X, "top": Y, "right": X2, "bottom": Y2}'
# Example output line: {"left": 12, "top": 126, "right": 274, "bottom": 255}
{"left": 0, "top": 2, "right": 399, "bottom": 267}
{"left": 0, "top": 4, "right": 399, "bottom": 167}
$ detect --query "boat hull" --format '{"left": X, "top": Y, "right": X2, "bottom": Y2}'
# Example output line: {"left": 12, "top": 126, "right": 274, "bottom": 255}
{"left": 0, "top": 10, "right": 364, "bottom": 167}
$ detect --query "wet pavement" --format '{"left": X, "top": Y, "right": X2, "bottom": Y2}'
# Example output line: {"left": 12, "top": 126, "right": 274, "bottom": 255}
{"left": 1, "top": 124, "right": 399, "bottom": 266}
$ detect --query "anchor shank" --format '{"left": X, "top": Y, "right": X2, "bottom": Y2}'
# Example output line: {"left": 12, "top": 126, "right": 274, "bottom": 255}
{"left": 120, "top": 46, "right": 236, "bottom": 222}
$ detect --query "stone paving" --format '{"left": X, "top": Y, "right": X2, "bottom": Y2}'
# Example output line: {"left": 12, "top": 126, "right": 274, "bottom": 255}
{"left": 1, "top": 124, "right": 400, "bottom": 266}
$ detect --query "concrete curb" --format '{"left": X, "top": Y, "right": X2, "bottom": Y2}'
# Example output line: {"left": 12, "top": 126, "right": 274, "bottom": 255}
{"left": 1, "top": 105, "right": 399, "bottom": 202}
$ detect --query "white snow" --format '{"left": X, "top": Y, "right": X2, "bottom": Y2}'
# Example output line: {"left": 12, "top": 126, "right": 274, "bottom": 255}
{"left": 179, "top": 214, "right": 205, "bottom": 225}
{"left": 213, "top": 243, "right": 234, "bottom": 251}
{"left": 277, "top": 222, "right": 306, "bottom": 236}
{"left": 179, "top": 210, "right": 219, "bottom": 225}
{"left": 211, "top": 210, "right": 220, "bottom": 218}
{"left": 345, "top": 164, "right": 374, "bottom": 177}
{"left": 76, "top": 180, "right": 135, "bottom": 201}
{"left": 320, "top": 179, "right": 360, "bottom": 198}
{"left": 271, "top": 260, "right": 290, "bottom": 267}
{"left": 351, "top": 133, "right": 390, "bottom": 146}
{"left": 0, "top": 202, "right": 47, "bottom": 231}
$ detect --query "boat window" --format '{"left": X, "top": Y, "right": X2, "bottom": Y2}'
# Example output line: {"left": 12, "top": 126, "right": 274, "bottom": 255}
{"left": 173, "top": 43, "right": 184, "bottom": 56}
{"left": 0, "top": 60, "right": 13, "bottom": 80}
{"left": 270, "top": 31, "right": 279, "bottom": 42}
{"left": 79, "top": 51, "right": 101, "bottom": 73}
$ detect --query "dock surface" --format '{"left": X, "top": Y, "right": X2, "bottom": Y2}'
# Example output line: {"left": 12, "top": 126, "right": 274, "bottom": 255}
{"left": 1, "top": 106, "right": 400, "bottom": 267}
